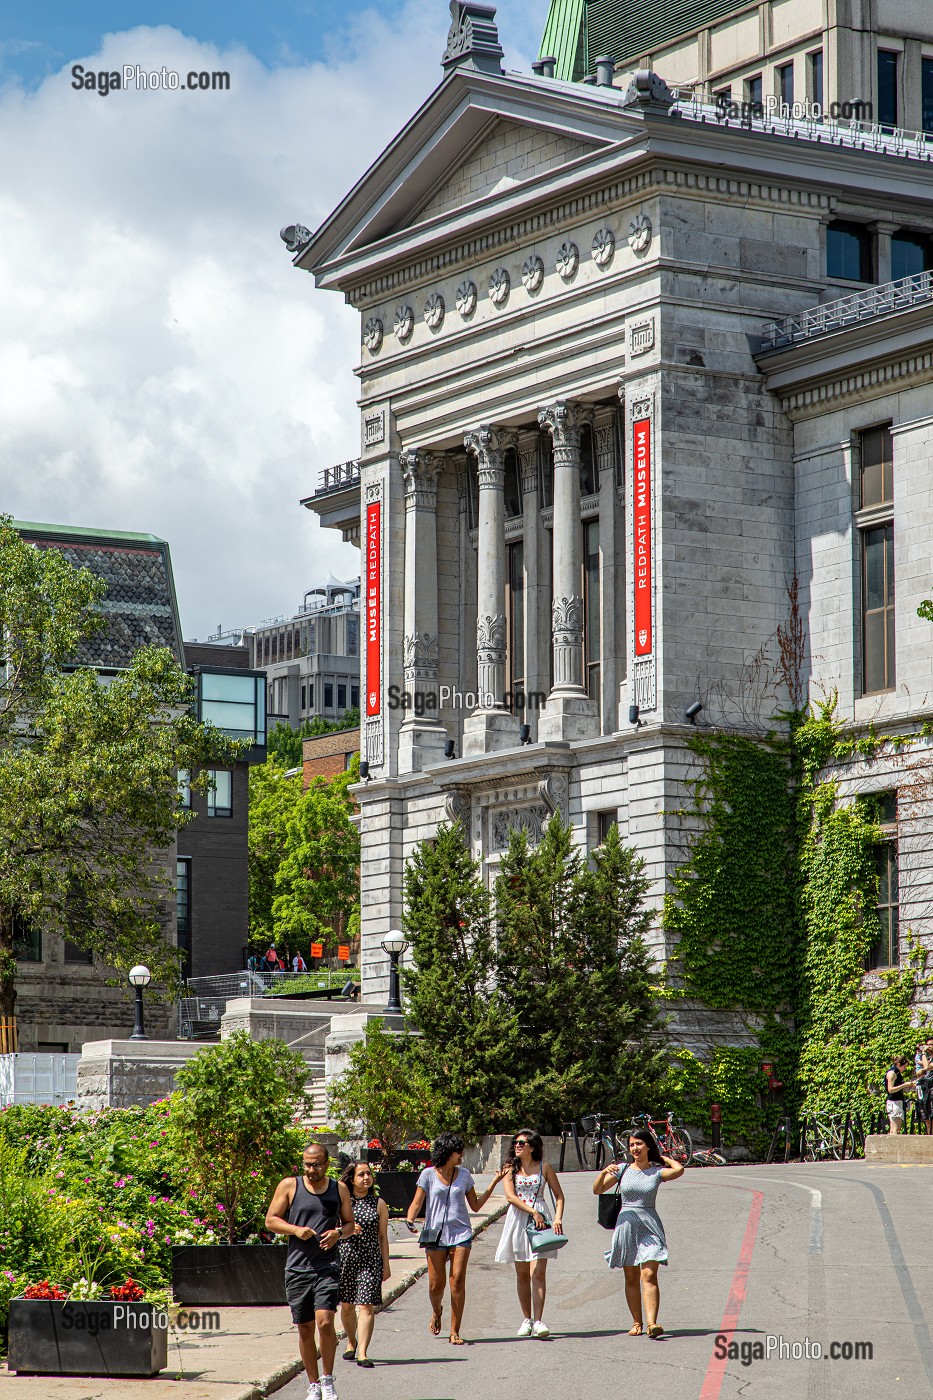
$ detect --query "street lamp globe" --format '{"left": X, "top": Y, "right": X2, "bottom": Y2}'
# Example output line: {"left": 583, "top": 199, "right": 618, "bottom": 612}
{"left": 381, "top": 931, "right": 408, "bottom": 956}
{"left": 128, "top": 965, "right": 152, "bottom": 988}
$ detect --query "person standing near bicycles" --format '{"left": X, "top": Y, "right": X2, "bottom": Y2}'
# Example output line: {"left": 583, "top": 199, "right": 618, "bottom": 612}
{"left": 593, "top": 1129, "right": 684, "bottom": 1339}
{"left": 494, "top": 1129, "right": 565, "bottom": 1338}
{"left": 886, "top": 1055, "right": 919, "bottom": 1135}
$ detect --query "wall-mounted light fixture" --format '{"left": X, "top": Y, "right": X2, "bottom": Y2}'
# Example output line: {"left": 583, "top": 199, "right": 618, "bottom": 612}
{"left": 685, "top": 701, "right": 703, "bottom": 725}
{"left": 444, "top": 740, "right": 456, "bottom": 760}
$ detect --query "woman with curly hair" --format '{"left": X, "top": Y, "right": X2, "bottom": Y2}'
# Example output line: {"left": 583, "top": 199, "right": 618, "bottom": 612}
{"left": 405, "top": 1132, "right": 506, "bottom": 1344}
{"left": 494, "top": 1128, "right": 565, "bottom": 1338}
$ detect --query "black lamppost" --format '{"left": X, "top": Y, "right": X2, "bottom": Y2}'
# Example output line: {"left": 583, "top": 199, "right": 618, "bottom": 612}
{"left": 381, "top": 932, "right": 408, "bottom": 1015}
{"left": 128, "top": 965, "right": 152, "bottom": 1040}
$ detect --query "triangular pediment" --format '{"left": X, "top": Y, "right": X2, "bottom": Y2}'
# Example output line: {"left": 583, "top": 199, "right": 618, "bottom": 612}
{"left": 410, "top": 117, "right": 602, "bottom": 226}
{"left": 297, "top": 68, "right": 642, "bottom": 279}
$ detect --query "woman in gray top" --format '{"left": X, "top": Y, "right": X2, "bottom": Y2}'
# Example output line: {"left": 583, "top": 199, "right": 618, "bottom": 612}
{"left": 405, "top": 1132, "right": 505, "bottom": 1344}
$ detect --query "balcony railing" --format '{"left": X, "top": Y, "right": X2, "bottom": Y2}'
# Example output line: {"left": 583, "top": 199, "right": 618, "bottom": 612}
{"left": 759, "top": 270, "right": 933, "bottom": 351}
{"left": 315, "top": 459, "right": 361, "bottom": 498}
{"left": 671, "top": 93, "right": 933, "bottom": 166}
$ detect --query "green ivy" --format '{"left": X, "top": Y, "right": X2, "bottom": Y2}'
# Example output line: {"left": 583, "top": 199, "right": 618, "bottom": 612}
{"left": 662, "top": 696, "right": 930, "bottom": 1148}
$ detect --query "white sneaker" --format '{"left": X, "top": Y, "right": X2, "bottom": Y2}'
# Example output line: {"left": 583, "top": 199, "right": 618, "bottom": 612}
{"left": 517, "top": 1317, "right": 533, "bottom": 1337}
{"left": 532, "top": 1320, "right": 550, "bottom": 1338}
{"left": 306, "top": 1384, "right": 322, "bottom": 1400}
{"left": 320, "top": 1378, "right": 338, "bottom": 1400}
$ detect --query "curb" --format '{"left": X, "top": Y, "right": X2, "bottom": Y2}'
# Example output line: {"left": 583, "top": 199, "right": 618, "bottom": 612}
{"left": 232, "top": 1203, "right": 509, "bottom": 1400}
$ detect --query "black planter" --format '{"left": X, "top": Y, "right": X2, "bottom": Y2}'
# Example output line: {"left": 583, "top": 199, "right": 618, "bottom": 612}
{"left": 375, "top": 1171, "right": 424, "bottom": 1217}
{"left": 8, "top": 1299, "right": 167, "bottom": 1376}
{"left": 363, "top": 1148, "right": 430, "bottom": 1168}
{"left": 172, "top": 1243, "right": 287, "bottom": 1305}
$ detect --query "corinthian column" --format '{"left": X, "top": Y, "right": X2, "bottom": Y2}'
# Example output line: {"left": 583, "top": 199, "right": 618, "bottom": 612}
{"left": 537, "top": 400, "right": 598, "bottom": 741}
{"left": 397, "top": 449, "right": 447, "bottom": 771}
{"left": 462, "top": 425, "right": 517, "bottom": 754}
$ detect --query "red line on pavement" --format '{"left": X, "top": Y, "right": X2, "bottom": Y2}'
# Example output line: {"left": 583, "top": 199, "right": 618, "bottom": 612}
{"left": 698, "top": 1189, "right": 764, "bottom": 1400}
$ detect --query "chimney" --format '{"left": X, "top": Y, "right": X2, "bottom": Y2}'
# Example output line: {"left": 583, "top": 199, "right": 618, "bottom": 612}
{"left": 531, "top": 59, "right": 545, "bottom": 76}
{"left": 595, "top": 55, "right": 615, "bottom": 87}
{"left": 540, "top": 55, "right": 557, "bottom": 79}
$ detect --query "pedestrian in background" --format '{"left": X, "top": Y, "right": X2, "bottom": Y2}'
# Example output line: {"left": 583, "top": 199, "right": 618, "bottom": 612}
{"left": 593, "top": 1128, "right": 684, "bottom": 1339}
{"left": 338, "top": 1161, "right": 389, "bottom": 1369}
{"left": 886, "top": 1055, "right": 919, "bottom": 1134}
{"left": 494, "top": 1128, "right": 565, "bottom": 1338}
{"left": 404, "top": 1132, "right": 505, "bottom": 1345}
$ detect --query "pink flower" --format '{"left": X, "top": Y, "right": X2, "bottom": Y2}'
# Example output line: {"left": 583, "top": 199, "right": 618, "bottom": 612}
{"left": 180, "top": 1209, "right": 189, "bottom": 1217}
{"left": 145, "top": 1221, "right": 155, "bottom": 1237}
{"left": 215, "top": 1204, "right": 225, "bottom": 1213}
{"left": 148, "top": 1196, "right": 158, "bottom": 1204}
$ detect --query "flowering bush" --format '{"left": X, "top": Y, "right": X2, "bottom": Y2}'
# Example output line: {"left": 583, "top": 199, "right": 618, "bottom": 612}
{"left": 109, "top": 1277, "right": 145, "bottom": 1302}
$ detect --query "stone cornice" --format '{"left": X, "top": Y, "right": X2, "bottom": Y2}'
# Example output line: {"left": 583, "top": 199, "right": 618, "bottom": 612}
{"left": 342, "top": 165, "right": 831, "bottom": 308}
{"left": 776, "top": 348, "right": 933, "bottom": 418}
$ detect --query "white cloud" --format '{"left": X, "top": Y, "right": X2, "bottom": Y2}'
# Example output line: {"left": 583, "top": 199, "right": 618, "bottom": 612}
{"left": 0, "top": 3, "right": 547, "bottom": 637}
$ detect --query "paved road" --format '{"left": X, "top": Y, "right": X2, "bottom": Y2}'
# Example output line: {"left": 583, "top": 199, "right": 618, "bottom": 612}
{"left": 277, "top": 1162, "right": 933, "bottom": 1400}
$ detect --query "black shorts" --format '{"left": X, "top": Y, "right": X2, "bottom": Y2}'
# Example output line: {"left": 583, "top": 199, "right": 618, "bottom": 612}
{"left": 286, "top": 1267, "right": 341, "bottom": 1323}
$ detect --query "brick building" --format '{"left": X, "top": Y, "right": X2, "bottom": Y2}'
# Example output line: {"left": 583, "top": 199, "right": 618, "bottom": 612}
{"left": 294, "top": 3, "right": 933, "bottom": 1045}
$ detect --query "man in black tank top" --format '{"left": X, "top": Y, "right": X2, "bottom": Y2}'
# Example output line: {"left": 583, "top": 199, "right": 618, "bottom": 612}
{"left": 266, "top": 1143, "right": 357, "bottom": 1400}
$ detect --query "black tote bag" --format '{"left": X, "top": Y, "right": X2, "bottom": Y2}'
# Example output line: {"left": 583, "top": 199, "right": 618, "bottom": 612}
{"left": 597, "top": 1167, "right": 625, "bottom": 1230}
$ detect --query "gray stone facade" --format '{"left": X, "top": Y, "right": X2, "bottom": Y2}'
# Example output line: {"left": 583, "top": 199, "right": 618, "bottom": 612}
{"left": 297, "top": 8, "right": 933, "bottom": 1047}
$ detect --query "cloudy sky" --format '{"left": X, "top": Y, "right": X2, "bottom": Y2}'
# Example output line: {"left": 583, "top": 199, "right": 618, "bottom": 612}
{"left": 0, "top": 1, "right": 547, "bottom": 639}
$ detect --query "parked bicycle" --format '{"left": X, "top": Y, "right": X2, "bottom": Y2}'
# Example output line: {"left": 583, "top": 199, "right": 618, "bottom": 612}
{"left": 620, "top": 1111, "right": 694, "bottom": 1167}
{"left": 799, "top": 1112, "right": 847, "bottom": 1161}
{"left": 690, "top": 1146, "right": 727, "bottom": 1167}
{"left": 579, "top": 1113, "right": 631, "bottom": 1170}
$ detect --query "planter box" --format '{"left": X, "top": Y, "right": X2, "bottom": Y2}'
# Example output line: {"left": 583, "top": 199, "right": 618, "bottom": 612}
{"left": 8, "top": 1299, "right": 167, "bottom": 1376}
{"left": 172, "top": 1243, "right": 287, "bottom": 1305}
{"left": 375, "top": 1171, "right": 424, "bottom": 1217}
{"left": 363, "top": 1147, "right": 430, "bottom": 1168}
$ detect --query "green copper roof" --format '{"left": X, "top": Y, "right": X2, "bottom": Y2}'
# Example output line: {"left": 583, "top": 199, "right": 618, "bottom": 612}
{"left": 539, "top": 0, "right": 587, "bottom": 82}
{"left": 539, "top": 0, "right": 755, "bottom": 82}
{"left": 13, "top": 519, "right": 166, "bottom": 546}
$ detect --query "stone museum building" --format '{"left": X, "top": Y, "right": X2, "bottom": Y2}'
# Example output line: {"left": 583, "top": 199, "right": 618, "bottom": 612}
{"left": 296, "top": 2, "right": 933, "bottom": 1042}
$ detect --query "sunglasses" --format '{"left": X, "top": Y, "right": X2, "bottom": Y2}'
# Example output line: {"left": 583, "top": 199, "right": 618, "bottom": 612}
{"left": 514, "top": 1139, "right": 531, "bottom": 1147}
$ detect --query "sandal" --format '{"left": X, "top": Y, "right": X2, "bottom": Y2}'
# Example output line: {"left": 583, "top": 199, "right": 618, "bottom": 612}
{"left": 449, "top": 1333, "right": 466, "bottom": 1345}
{"left": 430, "top": 1310, "right": 443, "bottom": 1336}
{"left": 647, "top": 1324, "right": 664, "bottom": 1339}
{"left": 628, "top": 1323, "right": 643, "bottom": 1336}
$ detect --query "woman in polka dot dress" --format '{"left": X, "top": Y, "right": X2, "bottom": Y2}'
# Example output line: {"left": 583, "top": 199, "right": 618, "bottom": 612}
{"left": 338, "top": 1161, "right": 390, "bottom": 1368}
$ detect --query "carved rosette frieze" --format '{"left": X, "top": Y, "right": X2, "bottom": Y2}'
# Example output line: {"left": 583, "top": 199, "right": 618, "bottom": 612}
{"left": 399, "top": 449, "right": 443, "bottom": 512}
{"left": 394, "top": 304, "right": 414, "bottom": 342}
{"left": 424, "top": 292, "right": 445, "bottom": 329}
{"left": 488, "top": 267, "right": 511, "bottom": 306}
{"left": 362, "top": 317, "right": 383, "bottom": 353}
{"left": 591, "top": 227, "right": 615, "bottom": 267}
{"left": 556, "top": 241, "right": 579, "bottom": 280}
{"left": 456, "top": 280, "right": 478, "bottom": 317}
{"left": 521, "top": 254, "right": 544, "bottom": 292}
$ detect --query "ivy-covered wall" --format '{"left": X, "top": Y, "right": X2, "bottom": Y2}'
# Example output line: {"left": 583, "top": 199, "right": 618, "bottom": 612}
{"left": 662, "top": 699, "right": 930, "bottom": 1151}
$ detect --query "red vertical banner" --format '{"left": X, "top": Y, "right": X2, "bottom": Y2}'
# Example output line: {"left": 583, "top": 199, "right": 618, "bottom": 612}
{"left": 633, "top": 417, "right": 652, "bottom": 657}
{"left": 365, "top": 502, "right": 381, "bottom": 717}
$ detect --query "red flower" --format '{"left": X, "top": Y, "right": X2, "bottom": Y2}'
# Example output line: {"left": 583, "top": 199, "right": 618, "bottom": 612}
{"left": 110, "top": 1278, "right": 145, "bottom": 1302}
{"left": 24, "top": 1281, "right": 68, "bottom": 1300}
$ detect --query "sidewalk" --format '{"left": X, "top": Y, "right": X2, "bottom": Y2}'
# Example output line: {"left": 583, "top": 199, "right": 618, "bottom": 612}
{"left": 0, "top": 1175, "right": 508, "bottom": 1400}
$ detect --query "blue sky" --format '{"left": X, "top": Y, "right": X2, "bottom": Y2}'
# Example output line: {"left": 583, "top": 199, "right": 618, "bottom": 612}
{"left": 1, "top": 2, "right": 546, "bottom": 88}
{"left": 0, "top": 2, "right": 548, "bottom": 638}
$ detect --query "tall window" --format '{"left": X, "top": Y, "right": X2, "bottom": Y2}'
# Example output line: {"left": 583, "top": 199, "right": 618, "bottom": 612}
{"left": 778, "top": 63, "right": 794, "bottom": 109}
{"left": 176, "top": 858, "right": 192, "bottom": 973}
{"left": 597, "top": 811, "right": 617, "bottom": 845}
{"left": 324, "top": 681, "right": 333, "bottom": 709}
{"left": 503, "top": 447, "right": 523, "bottom": 519}
{"left": 177, "top": 768, "right": 191, "bottom": 809}
{"left": 583, "top": 519, "right": 600, "bottom": 704}
{"left": 746, "top": 74, "right": 762, "bottom": 106}
{"left": 867, "top": 794, "right": 898, "bottom": 969}
{"left": 506, "top": 539, "right": 525, "bottom": 706}
{"left": 13, "top": 919, "right": 41, "bottom": 963}
{"left": 858, "top": 425, "right": 895, "bottom": 694}
{"left": 338, "top": 682, "right": 347, "bottom": 709}
{"left": 877, "top": 50, "right": 898, "bottom": 129}
{"left": 827, "top": 221, "right": 872, "bottom": 282}
{"left": 539, "top": 436, "right": 554, "bottom": 509}
{"left": 923, "top": 57, "right": 933, "bottom": 134}
{"left": 207, "top": 769, "right": 233, "bottom": 817}
{"left": 808, "top": 50, "right": 823, "bottom": 110}
{"left": 579, "top": 424, "right": 597, "bottom": 497}
{"left": 891, "top": 231, "right": 932, "bottom": 281}
{"left": 351, "top": 684, "right": 359, "bottom": 708}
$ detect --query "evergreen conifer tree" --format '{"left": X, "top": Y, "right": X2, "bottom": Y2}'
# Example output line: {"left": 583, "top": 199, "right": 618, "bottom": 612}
{"left": 402, "top": 822, "right": 518, "bottom": 1140}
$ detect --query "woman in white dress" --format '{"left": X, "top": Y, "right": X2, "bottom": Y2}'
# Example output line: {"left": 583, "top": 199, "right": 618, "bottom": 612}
{"left": 495, "top": 1129, "right": 565, "bottom": 1338}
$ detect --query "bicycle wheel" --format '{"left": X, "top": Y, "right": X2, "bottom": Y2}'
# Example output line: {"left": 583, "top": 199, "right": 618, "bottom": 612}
{"left": 581, "top": 1132, "right": 600, "bottom": 1168}
{"left": 668, "top": 1128, "right": 693, "bottom": 1167}
{"left": 612, "top": 1129, "right": 633, "bottom": 1165}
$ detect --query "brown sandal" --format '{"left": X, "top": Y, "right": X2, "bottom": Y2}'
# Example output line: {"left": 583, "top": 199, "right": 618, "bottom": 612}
{"left": 449, "top": 1333, "right": 466, "bottom": 1345}
{"left": 628, "top": 1323, "right": 643, "bottom": 1336}
{"left": 647, "top": 1324, "right": 664, "bottom": 1339}
{"left": 430, "top": 1310, "right": 442, "bottom": 1335}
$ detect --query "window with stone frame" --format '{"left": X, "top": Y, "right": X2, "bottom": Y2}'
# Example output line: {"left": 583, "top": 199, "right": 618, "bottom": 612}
{"left": 827, "top": 221, "right": 873, "bottom": 282}
{"left": 13, "top": 918, "right": 42, "bottom": 963}
{"left": 506, "top": 538, "right": 525, "bottom": 708}
{"left": 583, "top": 518, "right": 600, "bottom": 704}
{"left": 866, "top": 794, "right": 899, "bottom": 970}
{"left": 596, "top": 810, "right": 617, "bottom": 845}
{"left": 857, "top": 424, "right": 895, "bottom": 695}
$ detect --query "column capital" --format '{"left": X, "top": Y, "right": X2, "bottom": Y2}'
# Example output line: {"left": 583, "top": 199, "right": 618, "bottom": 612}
{"left": 400, "top": 449, "right": 443, "bottom": 510}
{"left": 464, "top": 425, "right": 506, "bottom": 488}
{"left": 537, "top": 400, "right": 592, "bottom": 449}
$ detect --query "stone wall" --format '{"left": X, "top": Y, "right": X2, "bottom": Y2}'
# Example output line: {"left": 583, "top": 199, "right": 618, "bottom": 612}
{"left": 76, "top": 1040, "right": 202, "bottom": 1109}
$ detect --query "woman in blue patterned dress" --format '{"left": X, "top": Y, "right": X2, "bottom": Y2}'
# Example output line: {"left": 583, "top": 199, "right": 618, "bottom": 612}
{"left": 593, "top": 1129, "right": 684, "bottom": 1339}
